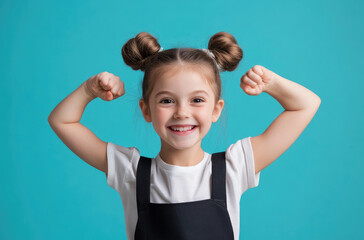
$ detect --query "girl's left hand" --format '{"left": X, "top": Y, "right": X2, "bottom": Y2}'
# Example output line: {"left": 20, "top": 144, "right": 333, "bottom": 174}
{"left": 240, "top": 65, "right": 277, "bottom": 96}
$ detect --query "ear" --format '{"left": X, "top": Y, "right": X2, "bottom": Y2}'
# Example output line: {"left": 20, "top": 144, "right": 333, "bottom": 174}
{"left": 139, "top": 99, "right": 152, "bottom": 123}
{"left": 212, "top": 99, "right": 224, "bottom": 123}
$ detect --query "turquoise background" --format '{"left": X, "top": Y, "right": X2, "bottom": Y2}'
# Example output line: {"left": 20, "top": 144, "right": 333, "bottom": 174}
{"left": 1, "top": 0, "right": 363, "bottom": 239}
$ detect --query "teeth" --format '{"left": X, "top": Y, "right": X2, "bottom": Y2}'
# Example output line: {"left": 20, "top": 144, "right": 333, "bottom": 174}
{"left": 170, "top": 126, "right": 195, "bottom": 132}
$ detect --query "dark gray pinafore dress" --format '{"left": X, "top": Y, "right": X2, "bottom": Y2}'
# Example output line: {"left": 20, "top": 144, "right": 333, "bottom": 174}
{"left": 134, "top": 151, "right": 235, "bottom": 240}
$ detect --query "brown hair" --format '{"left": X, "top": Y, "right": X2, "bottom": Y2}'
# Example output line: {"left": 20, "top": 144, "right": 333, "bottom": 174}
{"left": 121, "top": 31, "right": 243, "bottom": 107}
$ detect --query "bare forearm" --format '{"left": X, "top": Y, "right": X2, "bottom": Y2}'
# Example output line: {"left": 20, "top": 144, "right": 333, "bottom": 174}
{"left": 265, "top": 75, "right": 321, "bottom": 111}
{"left": 48, "top": 82, "right": 96, "bottom": 124}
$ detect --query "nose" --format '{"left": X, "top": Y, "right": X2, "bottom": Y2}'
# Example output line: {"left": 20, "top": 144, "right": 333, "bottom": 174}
{"left": 173, "top": 103, "right": 190, "bottom": 119}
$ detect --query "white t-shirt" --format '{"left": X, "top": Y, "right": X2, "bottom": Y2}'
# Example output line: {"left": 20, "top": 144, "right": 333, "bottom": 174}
{"left": 106, "top": 136, "right": 261, "bottom": 240}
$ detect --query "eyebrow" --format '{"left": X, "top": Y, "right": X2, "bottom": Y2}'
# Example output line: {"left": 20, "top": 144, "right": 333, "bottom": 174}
{"left": 154, "top": 90, "right": 209, "bottom": 98}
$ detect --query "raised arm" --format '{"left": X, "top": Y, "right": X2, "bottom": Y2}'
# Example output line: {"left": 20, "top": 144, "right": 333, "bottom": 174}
{"left": 48, "top": 72, "right": 125, "bottom": 174}
{"left": 240, "top": 65, "right": 321, "bottom": 174}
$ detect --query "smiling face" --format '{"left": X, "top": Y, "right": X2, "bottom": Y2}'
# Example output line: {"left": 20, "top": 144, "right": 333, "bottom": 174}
{"left": 139, "top": 65, "right": 224, "bottom": 152}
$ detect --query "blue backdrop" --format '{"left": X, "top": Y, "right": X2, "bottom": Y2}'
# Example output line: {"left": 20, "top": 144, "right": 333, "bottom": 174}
{"left": 1, "top": 0, "right": 363, "bottom": 239}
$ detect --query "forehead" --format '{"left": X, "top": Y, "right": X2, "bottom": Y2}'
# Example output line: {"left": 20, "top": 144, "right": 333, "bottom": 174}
{"left": 152, "top": 65, "right": 214, "bottom": 95}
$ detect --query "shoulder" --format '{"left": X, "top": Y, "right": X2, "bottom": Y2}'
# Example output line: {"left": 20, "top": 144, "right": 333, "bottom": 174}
{"left": 107, "top": 142, "right": 141, "bottom": 169}
{"left": 106, "top": 142, "right": 141, "bottom": 189}
{"left": 225, "top": 137, "right": 253, "bottom": 161}
{"left": 224, "top": 137, "right": 260, "bottom": 190}
{"left": 107, "top": 142, "right": 140, "bottom": 157}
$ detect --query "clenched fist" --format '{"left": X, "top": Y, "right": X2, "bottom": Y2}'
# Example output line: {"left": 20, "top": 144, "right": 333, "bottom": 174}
{"left": 240, "top": 65, "right": 278, "bottom": 96}
{"left": 84, "top": 71, "right": 125, "bottom": 101}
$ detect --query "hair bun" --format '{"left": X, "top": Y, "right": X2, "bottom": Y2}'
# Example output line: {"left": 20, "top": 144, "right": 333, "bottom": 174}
{"left": 207, "top": 32, "right": 243, "bottom": 72}
{"left": 121, "top": 32, "right": 162, "bottom": 71}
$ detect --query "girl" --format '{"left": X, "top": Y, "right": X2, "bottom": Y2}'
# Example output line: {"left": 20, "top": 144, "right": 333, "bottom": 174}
{"left": 48, "top": 32, "right": 321, "bottom": 240}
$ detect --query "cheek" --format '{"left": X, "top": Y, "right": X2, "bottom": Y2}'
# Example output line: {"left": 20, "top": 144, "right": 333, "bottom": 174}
{"left": 153, "top": 107, "right": 171, "bottom": 123}
{"left": 196, "top": 106, "right": 214, "bottom": 117}
{"left": 195, "top": 107, "right": 214, "bottom": 124}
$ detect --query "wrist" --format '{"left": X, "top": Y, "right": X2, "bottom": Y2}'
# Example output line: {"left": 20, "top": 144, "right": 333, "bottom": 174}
{"left": 263, "top": 74, "right": 282, "bottom": 95}
{"left": 81, "top": 81, "right": 97, "bottom": 100}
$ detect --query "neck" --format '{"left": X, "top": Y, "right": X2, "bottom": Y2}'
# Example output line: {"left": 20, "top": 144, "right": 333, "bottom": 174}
{"left": 158, "top": 140, "right": 205, "bottom": 167}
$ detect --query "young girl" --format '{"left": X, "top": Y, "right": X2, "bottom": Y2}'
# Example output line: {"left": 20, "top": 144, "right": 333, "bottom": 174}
{"left": 48, "top": 32, "right": 321, "bottom": 240}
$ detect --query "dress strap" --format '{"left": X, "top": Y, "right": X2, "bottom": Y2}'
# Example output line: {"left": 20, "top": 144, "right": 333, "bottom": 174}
{"left": 136, "top": 156, "right": 151, "bottom": 213}
{"left": 211, "top": 151, "right": 227, "bottom": 204}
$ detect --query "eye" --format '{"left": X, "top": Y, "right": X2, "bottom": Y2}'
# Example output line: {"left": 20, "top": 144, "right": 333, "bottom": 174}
{"left": 193, "top": 98, "right": 205, "bottom": 103}
{"left": 160, "top": 98, "right": 173, "bottom": 104}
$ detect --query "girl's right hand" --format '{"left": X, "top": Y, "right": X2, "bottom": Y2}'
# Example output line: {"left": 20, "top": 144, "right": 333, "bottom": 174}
{"left": 84, "top": 71, "right": 125, "bottom": 101}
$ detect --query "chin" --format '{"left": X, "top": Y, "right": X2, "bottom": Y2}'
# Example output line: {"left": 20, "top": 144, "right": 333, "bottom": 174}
{"left": 167, "top": 140, "right": 200, "bottom": 150}
{"left": 173, "top": 145, "right": 195, "bottom": 150}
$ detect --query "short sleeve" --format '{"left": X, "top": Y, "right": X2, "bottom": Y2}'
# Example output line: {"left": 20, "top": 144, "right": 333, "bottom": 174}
{"left": 226, "top": 136, "right": 261, "bottom": 194}
{"left": 106, "top": 142, "right": 138, "bottom": 193}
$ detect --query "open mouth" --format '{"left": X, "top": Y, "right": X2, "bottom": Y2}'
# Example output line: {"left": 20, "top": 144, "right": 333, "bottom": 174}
{"left": 168, "top": 125, "right": 198, "bottom": 135}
